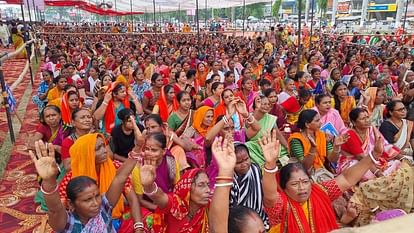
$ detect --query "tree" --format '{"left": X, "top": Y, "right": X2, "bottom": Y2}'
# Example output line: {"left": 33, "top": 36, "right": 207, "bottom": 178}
{"left": 273, "top": 0, "right": 282, "bottom": 20}
{"left": 316, "top": 0, "right": 328, "bottom": 18}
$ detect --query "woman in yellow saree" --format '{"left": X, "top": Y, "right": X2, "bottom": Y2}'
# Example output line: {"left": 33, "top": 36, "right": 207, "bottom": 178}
{"left": 11, "top": 28, "right": 26, "bottom": 59}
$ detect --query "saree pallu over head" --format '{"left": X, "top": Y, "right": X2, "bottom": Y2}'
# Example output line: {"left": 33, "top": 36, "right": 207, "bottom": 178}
{"left": 158, "top": 85, "right": 179, "bottom": 122}
{"left": 288, "top": 131, "right": 327, "bottom": 169}
{"left": 279, "top": 184, "right": 338, "bottom": 233}
{"left": 69, "top": 133, "right": 124, "bottom": 218}
{"left": 170, "top": 168, "right": 209, "bottom": 233}
{"left": 61, "top": 92, "right": 82, "bottom": 129}
{"left": 192, "top": 106, "right": 213, "bottom": 137}
{"left": 104, "top": 81, "right": 130, "bottom": 134}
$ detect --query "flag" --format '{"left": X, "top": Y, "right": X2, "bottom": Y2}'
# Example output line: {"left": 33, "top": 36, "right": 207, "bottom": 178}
{"left": 5, "top": 84, "right": 16, "bottom": 113}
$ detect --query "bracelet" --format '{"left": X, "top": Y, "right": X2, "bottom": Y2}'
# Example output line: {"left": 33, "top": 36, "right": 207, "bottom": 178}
{"left": 214, "top": 182, "right": 233, "bottom": 188}
{"left": 143, "top": 182, "right": 158, "bottom": 195}
{"left": 246, "top": 115, "right": 255, "bottom": 124}
{"left": 374, "top": 169, "right": 380, "bottom": 176}
{"left": 40, "top": 183, "right": 58, "bottom": 195}
{"left": 102, "top": 101, "right": 108, "bottom": 106}
{"left": 215, "top": 176, "right": 233, "bottom": 181}
{"left": 133, "top": 222, "right": 144, "bottom": 230}
{"left": 369, "top": 152, "right": 381, "bottom": 165}
{"left": 223, "top": 115, "right": 229, "bottom": 125}
{"left": 264, "top": 166, "right": 279, "bottom": 173}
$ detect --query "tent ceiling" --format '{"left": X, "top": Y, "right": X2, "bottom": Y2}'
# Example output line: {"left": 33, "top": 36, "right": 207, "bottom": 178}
{"left": 57, "top": 0, "right": 271, "bottom": 13}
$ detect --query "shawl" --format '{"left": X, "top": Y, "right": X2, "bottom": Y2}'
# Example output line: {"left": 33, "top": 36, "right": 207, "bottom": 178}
{"left": 61, "top": 91, "right": 82, "bottom": 128}
{"left": 69, "top": 133, "right": 124, "bottom": 218}
{"left": 158, "top": 85, "right": 179, "bottom": 122}
{"left": 103, "top": 82, "right": 130, "bottom": 134}
{"left": 192, "top": 106, "right": 213, "bottom": 137}
{"left": 170, "top": 168, "right": 209, "bottom": 233}
{"left": 288, "top": 131, "right": 327, "bottom": 169}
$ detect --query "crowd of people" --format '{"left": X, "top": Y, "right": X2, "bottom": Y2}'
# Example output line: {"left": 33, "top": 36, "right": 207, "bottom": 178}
{"left": 21, "top": 21, "right": 414, "bottom": 233}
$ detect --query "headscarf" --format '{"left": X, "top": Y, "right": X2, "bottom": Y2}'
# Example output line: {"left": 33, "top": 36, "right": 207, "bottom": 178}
{"left": 70, "top": 133, "right": 124, "bottom": 218}
{"left": 170, "top": 168, "right": 209, "bottom": 233}
{"left": 61, "top": 91, "right": 81, "bottom": 129}
{"left": 103, "top": 81, "right": 130, "bottom": 134}
{"left": 192, "top": 106, "right": 213, "bottom": 137}
{"left": 365, "top": 87, "right": 378, "bottom": 114}
{"left": 158, "top": 85, "right": 179, "bottom": 122}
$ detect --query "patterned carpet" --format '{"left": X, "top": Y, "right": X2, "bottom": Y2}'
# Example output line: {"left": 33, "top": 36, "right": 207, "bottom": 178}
{"left": 0, "top": 53, "right": 51, "bottom": 233}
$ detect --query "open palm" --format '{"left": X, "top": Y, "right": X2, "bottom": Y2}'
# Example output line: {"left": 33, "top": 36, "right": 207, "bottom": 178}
{"left": 212, "top": 137, "right": 236, "bottom": 174}
{"left": 29, "top": 141, "right": 59, "bottom": 181}
{"left": 140, "top": 161, "right": 157, "bottom": 187}
{"left": 258, "top": 130, "right": 281, "bottom": 164}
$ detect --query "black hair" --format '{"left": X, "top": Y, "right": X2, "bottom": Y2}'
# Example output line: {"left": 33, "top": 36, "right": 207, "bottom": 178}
{"left": 259, "top": 78, "right": 271, "bottom": 87}
{"left": 205, "top": 77, "right": 215, "bottom": 86}
{"left": 117, "top": 108, "right": 134, "bottom": 122}
{"left": 311, "top": 68, "right": 321, "bottom": 76}
{"left": 186, "top": 69, "right": 196, "bottom": 79}
{"left": 331, "top": 81, "right": 348, "bottom": 114}
{"left": 53, "top": 75, "right": 67, "bottom": 84}
{"left": 67, "top": 176, "right": 98, "bottom": 202}
{"left": 225, "top": 70, "right": 234, "bottom": 78}
{"left": 349, "top": 107, "right": 368, "bottom": 123}
{"left": 294, "top": 71, "right": 305, "bottom": 82}
{"left": 40, "top": 105, "right": 61, "bottom": 123}
{"left": 132, "top": 67, "right": 143, "bottom": 77}
{"left": 298, "top": 88, "right": 312, "bottom": 99}
{"left": 63, "top": 84, "right": 77, "bottom": 92}
{"left": 253, "top": 95, "right": 266, "bottom": 110}
{"left": 151, "top": 73, "right": 162, "bottom": 84}
{"left": 71, "top": 108, "right": 91, "bottom": 121}
{"left": 210, "top": 73, "right": 221, "bottom": 81}
{"left": 147, "top": 132, "right": 167, "bottom": 148}
{"left": 163, "top": 84, "right": 174, "bottom": 95}
{"left": 371, "top": 80, "right": 385, "bottom": 88}
{"left": 42, "top": 69, "right": 53, "bottom": 77}
{"left": 228, "top": 205, "right": 262, "bottom": 233}
{"left": 177, "top": 91, "right": 191, "bottom": 103}
{"left": 386, "top": 100, "right": 404, "bottom": 118}
{"left": 175, "top": 70, "right": 186, "bottom": 82}
{"left": 279, "top": 163, "right": 309, "bottom": 189}
{"left": 235, "top": 143, "right": 249, "bottom": 156}
{"left": 144, "top": 114, "right": 163, "bottom": 126}
{"left": 263, "top": 88, "right": 276, "bottom": 98}
{"left": 297, "top": 109, "right": 318, "bottom": 130}
{"left": 211, "top": 82, "right": 224, "bottom": 93}
{"left": 315, "top": 93, "right": 330, "bottom": 105}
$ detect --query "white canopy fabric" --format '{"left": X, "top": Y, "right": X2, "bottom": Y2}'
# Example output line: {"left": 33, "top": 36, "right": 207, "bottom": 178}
{"left": 104, "top": 0, "right": 271, "bottom": 13}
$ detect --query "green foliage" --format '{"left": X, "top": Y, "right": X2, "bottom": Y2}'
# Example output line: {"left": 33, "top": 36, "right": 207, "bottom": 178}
{"left": 273, "top": 0, "right": 282, "bottom": 19}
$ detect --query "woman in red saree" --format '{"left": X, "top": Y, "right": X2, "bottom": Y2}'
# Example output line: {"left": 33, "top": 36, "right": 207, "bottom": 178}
{"left": 60, "top": 90, "right": 82, "bottom": 128}
{"left": 154, "top": 84, "right": 179, "bottom": 122}
{"left": 260, "top": 130, "right": 386, "bottom": 233}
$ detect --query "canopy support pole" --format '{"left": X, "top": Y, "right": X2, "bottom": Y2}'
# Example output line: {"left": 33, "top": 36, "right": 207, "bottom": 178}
{"left": 205, "top": 0, "right": 207, "bottom": 30}
{"left": 403, "top": 0, "right": 409, "bottom": 34}
{"left": 310, "top": 0, "right": 314, "bottom": 49}
{"left": 297, "top": 0, "right": 302, "bottom": 71}
{"left": 26, "top": 0, "right": 32, "bottom": 23}
{"left": 130, "top": 0, "right": 133, "bottom": 32}
{"left": 32, "top": 0, "right": 36, "bottom": 21}
{"left": 242, "top": 0, "right": 246, "bottom": 36}
{"left": 196, "top": 0, "right": 200, "bottom": 51}
{"left": 153, "top": 0, "right": 156, "bottom": 33}
{"left": 178, "top": 3, "right": 181, "bottom": 32}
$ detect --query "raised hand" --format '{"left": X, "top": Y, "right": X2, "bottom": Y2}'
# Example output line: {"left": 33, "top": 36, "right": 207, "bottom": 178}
{"left": 258, "top": 130, "right": 280, "bottom": 165}
{"left": 29, "top": 140, "right": 59, "bottom": 181}
{"left": 372, "top": 127, "right": 384, "bottom": 155}
{"left": 211, "top": 136, "right": 236, "bottom": 176}
{"left": 140, "top": 159, "right": 157, "bottom": 188}
{"left": 334, "top": 133, "right": 350, "bottom": 147}
{"left": 103, "top": 90, "right": 112, "bottom": 103}
{"left": 235, "top": 99, "right": 249, "bottom": 118}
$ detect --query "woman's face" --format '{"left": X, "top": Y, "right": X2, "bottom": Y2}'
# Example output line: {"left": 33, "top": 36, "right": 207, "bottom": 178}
{"left": 259, "top": 97, "right": 271, "bottom": 113}
{"left": 71, "top": 184, "right": 102, "bottom": 220}
{"left": 243, "top": 80, "right": 253, "bottom": 92}
{"left": 225, "top": 74, "right": 235, "bottom": 84}
{"left": 143, "top": 137, "right": 165, "bottom": 161}
{"left": 406, "top": 72, "right": 414, "bottom": 83}
{"left": 167, "top": 88, "right": 175, "bottom": 102}
{"left": 222, "top": 90, "right": 234, "bottom": 106}
{"left": 95, "top": 137, "right": 107, "bottom": 164}
{"left": 375, "top": 90, "right": 386, "bottom": 105}
{"left": 353, "top": 111, "right": 371, "bottom": 129}
{"left": 42, "top": 71, "right": 52, "bottom": 82}
{"left": 202, "top": 110, "right": 214, "bottom": 127}
{"left": 57, "top": 78, "right": 68, "bottom": 89}
{"left": 179, "top": 93, "right": 192, "bottom": 111}
{"left": 316, "top": 97, "right": 331, "bottom": 113}
{"left": 235, "top": 147, "right": 251, "bottom": 176}
{"left": 287, "top": 68, "right": 297, "bottom": 79}
{"left": 114, "top": 86, "right": 127, "bottom": 100}
{"left": 198, "top": 63, "right": 205, "bottom": 72}
{"left": 354, "top": 67, "right": 363, "bottom": 77}
{"left": 286, "top": 80, "right": 295, "bottom": 91}
{"left": 43, "top": 108, "right": 61, "bottom": 128}
{"left": 391, "top": 102, "right": 407, "bottom": 119}
{"left": 351, "top": 77, "right": 360, "bottom": 87}
{"left": 370, "top": 70, "right": 379, "bottom": 80}
{"left": 89, "top": 68, "right": 98, "bottom": 78}
{"left": 178, "top": 71, "right": 187, "bottom": 84}
{"left": 213, "top": 84, "right": 224, "bottom": 97}
{"left": 102, "top": 76, "right": 112, "bottom": 86}
{"left": 190, "top": 172, "right": 211, "bottom": 206}
{"left": 284, "top": 170, "right": 312, "bottom": 203}
{"left": 312, "top": 71, "right": 321, "bottom": 80}
{"left": 134, "top": 69, "right": 144, "bottom": 81}
{"left": 73, "top": 110, "right": 93, "bottom": 131}
{"left": 267, "top": 91, "right": 278, "bottom": 105}
{"left": 212, "top": 76, "right": 221, "bottom": 83}
{"left": 155, "top": 76, "right": 164, "bottom": 88}
{"left": 331, "top": 69, "right": 341, "bottom": 80}
{"left": 307, "top": 114, "right": 322, "bottom": 131}
{"left": 68, "top": 93, "right": 80, "bottom": 110}
{"left": 145, "top": 119, "right": 163, "bottom": 134}
{"left": 183, "top": 62, "right": 190, "bottom": 71}
{"left": 382, "top": 64, "right": 390, "bottom": 74}
{"left": 329, "top": 60, "right": 338, "bottom": 69}
{"left": 335, "top": 84, "right": 348, "bottom": 98}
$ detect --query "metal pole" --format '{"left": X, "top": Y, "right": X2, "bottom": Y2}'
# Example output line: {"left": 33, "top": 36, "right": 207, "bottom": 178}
{"left": 297, "top": 0, "right": 302, "bottom": 71}
{"left": 153, "top": 0, "right": 156, "bottom": 33}
{"left": 130, "top": 0, "right": 133, "bottom": 32}
{"left": 205, "top": 0, "right": 207, "bottom": 30}
{"left": 32, "top": 0, "right": 36, "bottom": 22}
{"left": 310, "top": 0, "right": 314, "bottom": 49}
{"left": 196, "top": 0, "right": 200, "bottom": 50}
{"left": 0, "top": 59, "right": 15, "bottom": 144}
{"left": 242, "top": 0, "right": 246, "bottom": 36}
{"left": 178, "top": 3, "right": 181, "bottom": 32}
{"left": 20, "top": 2, "right": 26, "bottom": 22}
{"left": 403, "top": 0, "right": 409, "bottom": 34}
{"left": 26, "top": 0, "right": 32, "bottom": 23}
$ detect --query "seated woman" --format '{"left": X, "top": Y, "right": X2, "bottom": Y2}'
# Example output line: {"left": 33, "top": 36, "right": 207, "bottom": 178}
{"left": 29, "top": 140, "right": 143, "bottom": 233}
{"left": 153, "top": 84, "right": 178, "bottom": 122}
{"left": 94, "top": 81, "right": 142, "bottom": 135}
{"left": 380, "top": 100, "right": 413, "bottom": 156}
{"left": 245, "top": 95, "right": 288, "bottom": 166}
{"left": 32, "top": 69, "right": 54, "bottom": 111}
{"left": 338, "top": 108, "right": 401, "bottom": 181}
{"left": 288, "top": 109, "right": 348, "bottom": 182}
{"left": 142, "top": 73, "right": 163, "bottom": 115}
{"left": 263, "top": 88, "right": 287, "bottom": 129}
{"left": 209, "top": 136, "right": 266, "bottom": 233}
{"left": 131, "top": 133, "right": 180, "bottom": 233}
{"left": 91, "top": 72, "right": 114, "bottom": 112}
{"left": 364, "top": 85, "right": 386, "bottom": 127}
{"left": 182, "top": 106, "right": 214, "bottom": 168}
{"left": 214, "top": 88, "right": 245, "bottom": 130}
{"left": 202, "top": 82, "right": 225, "bottom": 108}
{"left": 234, "top": 77, "right": 256, "bottom": 111}
{"left": 331, "top": 81, "right": 356, "bottom": 126}
{"left": 60, "top": 90, "right": 82, "bottom": 128}
{"left": 58, "top": 133, "right": 142, "bottom": 232}
{"left": 139, "top": 165, "right": 211, "bottom": 233}
{"left": 313, "top": 93, "right": 348, "bottom": 135}
{"left": 167, "top": 91, "right": 193, "bottom": 136}
{"left": 61, "top": 108, "right": 93, "bottom": 171}
{"left": 32, "top": 105, "right": 70, "bottom": 156}
{"left": 278, "top": 78, "right": 297, "bottom": 105}
{"left": 47, "top": 76, "right": 68, "bottom": 108}
{"left": 261, "top": 130, "right": 384, "bottom": 233}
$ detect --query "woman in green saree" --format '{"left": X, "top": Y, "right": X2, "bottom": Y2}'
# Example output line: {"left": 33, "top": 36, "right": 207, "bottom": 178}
{"left": 167, "top": 91, "right": 193, "bottom": 137}
{"left": 245, "top": 95, "right": 289, "bottom": 166}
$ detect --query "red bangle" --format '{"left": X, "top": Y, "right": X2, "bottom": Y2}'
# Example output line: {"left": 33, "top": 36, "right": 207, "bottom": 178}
{"left": 215, "top": 176, "right": 233, "bottom": 181}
